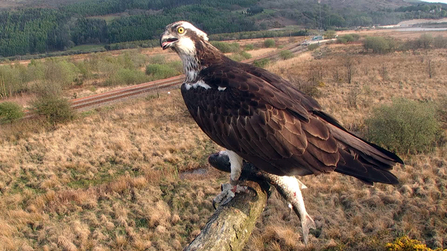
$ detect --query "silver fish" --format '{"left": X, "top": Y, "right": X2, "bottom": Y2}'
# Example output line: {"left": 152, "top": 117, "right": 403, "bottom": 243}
{"left": 208, "top": 151, "right": 316, "bottom": 244}
{"left": 262, "top": 174, "right": 316, "bottom": 245}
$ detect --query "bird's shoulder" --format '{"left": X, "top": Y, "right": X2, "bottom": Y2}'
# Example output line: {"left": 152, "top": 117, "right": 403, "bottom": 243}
{"left": 198, "top": 60, "right": 321, "bottom": 122}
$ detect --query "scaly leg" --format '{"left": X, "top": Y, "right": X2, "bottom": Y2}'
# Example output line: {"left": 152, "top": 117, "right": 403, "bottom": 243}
{"left": 212, "top": 150, "right": 248, "bottom": 208}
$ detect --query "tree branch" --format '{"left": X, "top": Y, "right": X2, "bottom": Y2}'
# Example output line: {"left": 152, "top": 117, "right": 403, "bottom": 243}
{"left": 184, "top": 152, "right": 316, "bottom": 251}
{"left": 184, "top": 154, "right": 271, "bottom": 251}
{"left": 184, "top": 180, "right": 269, "bottom": 251}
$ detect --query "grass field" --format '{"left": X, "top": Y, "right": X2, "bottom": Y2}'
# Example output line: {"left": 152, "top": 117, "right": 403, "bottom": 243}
{"left": 0, "top": 34, "right": 446, "bottom": 250}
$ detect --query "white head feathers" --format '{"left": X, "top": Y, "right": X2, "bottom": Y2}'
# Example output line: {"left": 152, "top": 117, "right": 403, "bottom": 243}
{"left": 169, "top": 21, "right": 209, "bottom": 41}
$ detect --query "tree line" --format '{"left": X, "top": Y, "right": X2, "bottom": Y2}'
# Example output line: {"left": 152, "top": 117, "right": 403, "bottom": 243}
{"left": 272, "top": 2, "right": 447, "bottom": 30}
{"left": 0, "top": 0, "right": 259, "bottom": 57}
{"left": 0, "top": 0, "right": 446, "bottom": 58}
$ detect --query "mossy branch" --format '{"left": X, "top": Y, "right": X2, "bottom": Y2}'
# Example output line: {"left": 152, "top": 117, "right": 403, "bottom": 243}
{"left": 184, "top": 180, "right": 269, "bottom": 251}
{"left": 184, "top": 155, "right": 272, "bottom": 251}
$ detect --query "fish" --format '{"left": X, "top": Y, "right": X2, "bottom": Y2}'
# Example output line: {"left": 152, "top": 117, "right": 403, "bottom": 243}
{"left": 208, "top": 151, "right": 316, "bottom": 244}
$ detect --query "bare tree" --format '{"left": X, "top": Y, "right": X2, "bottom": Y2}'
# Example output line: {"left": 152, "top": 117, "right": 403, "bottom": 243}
{"left": 345, "top": 57, "right": 355, "bottom": 84}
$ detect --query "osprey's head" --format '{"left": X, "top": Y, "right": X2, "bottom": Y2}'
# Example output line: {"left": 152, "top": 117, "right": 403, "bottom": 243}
{"left": 161, "top": 21, "right": 225, "bottom": 81}
{"left": 160, "top": 21, "right": 208, "bottom": 54}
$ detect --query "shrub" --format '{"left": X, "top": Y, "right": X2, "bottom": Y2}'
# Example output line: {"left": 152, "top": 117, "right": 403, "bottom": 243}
{"left": 239, "top": 51, "right": 252, "bottom": 60}
{"left": 339, "top": 34, "right": 353, "bottom": 43}
{"left": 149, "top": 54, "right": 167, "bottom": 64}
{"left": 350, "top": 33, "right": 360, "bottom": 41}
{"left": 364, "top": 36, "right": 391, "bottom": 54}
{"left": 145, "top": 64, "right": 181, "bottom": 80}
{"left": 32, "top": 81, "right": 63, "bottom": 97}
{"left": 324, "top": 30, "right": 337, "bottom": 39}
{"left": 401, "top": 39, "right": 418, "bottom": 51}
{"left": 386, "top": 38, "right": 398, "bottom": 52}
{"left": 264, "top": 39, "right": 275, "bottom": 48}
{"left": 307, "top": 44, "right": 320, "bottom": 51}
{"left": 365, "top": 98, "right": 441, "bottom": 154}
{"left": 247, "top": 5, "right": 264, "bottom": 15}
{"left": 253, "top": 58, "right": 269, "bottom": 68}
{"left": 31, "top": 95, "right": 75, "bottom": 124}
{"left": 0, "top": 65, "right": 28, "bottom": 97}
{"left": 229, "top": 51, "right": 252, "bottom": 62}
{"left": 433, "top": 35, "right": 447, "bottom": 48}
{"left": 43, "top": 60, "right": 79, "bottom": 88}
{"left": 386, "top": 236, "right": 442, "bottom": 251}
{"left": 229, "top": 54, "right": 244, "bottom": 62}
{"left": 337, "top": 36, "right": 348, "bottom": 44}
{"left": 416, "top": 34, "right": 434, "bottom": 49}
{"left": 279, "top": 50, "right": 293, "bottom": 60}
{"left": 75, "top": 61, "right": 92, "bottom": 80}
{"left": 438, "top": 96, "right": 447, "bottom": 125}
{"left": 107, "top": 68, "right": 149, "bottom": 86}
{"left": 97, "top": 55, "right": 123, "bottom": 76}
{"left": 337, "top": 34, "right": 360, "bottom": 44}
{"left": 121, "top": 51, "right": 148, "bottom": 69}
{"left": 211, "top": 41, "right": 240, "bottom": 53}
{"left": 364, "top": 36, "right": 399, "bottom": 54}
{"left": 0, "top": 102, "right": 24, "bottom": 123}
{"left": 244, "top": 44, "right": 255, "bottom": 50}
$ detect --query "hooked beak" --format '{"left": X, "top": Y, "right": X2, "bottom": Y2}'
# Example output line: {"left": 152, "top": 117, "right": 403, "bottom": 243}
{"left": 160, "top": 32, "right": 178, "bottom": 50}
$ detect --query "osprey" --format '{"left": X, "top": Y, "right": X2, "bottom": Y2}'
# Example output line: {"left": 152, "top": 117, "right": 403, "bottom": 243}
{"left": 160, "top": 21, "right": 402, "bottom": 200}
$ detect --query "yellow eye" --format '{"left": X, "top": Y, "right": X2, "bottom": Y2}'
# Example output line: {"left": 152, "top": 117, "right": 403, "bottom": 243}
{"left": 177, "top": 27, "right": 185, "bottom": 34}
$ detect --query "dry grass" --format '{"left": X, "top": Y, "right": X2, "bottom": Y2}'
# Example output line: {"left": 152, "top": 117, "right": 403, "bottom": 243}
{"left": 0, "top": 91, "right": 222, "bottom": 250}
{"left": 267, "top": 45, "right": 447, "bottom": 129}
{"left": 0, "top": 40, "right": 446, "bottom": 250}
{"left": 253, "top": 44, "right": 447, "bottom": 250}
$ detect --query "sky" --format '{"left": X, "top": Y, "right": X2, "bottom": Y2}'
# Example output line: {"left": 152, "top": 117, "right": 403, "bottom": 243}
{"left": 420, "top": 0, "right": 447, "bottom": 3}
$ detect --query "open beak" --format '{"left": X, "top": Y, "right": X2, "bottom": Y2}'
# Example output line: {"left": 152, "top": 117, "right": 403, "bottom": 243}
{"left": 160, "top": 32, "right": 178, "bottom": 50}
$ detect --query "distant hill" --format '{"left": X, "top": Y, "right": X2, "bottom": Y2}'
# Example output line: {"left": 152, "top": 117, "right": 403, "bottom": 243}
{"left": 0, "top": 0, "right": 445, "bottom": 58}
{"left": 0, "top": 0, "right": 413, "bottom": 11}
{"left": 0, "top": 0, "right": 413, "bottom": 13}
{"left": 406, "top": 0, "right": 447, "bottom": 3}
{"left": 0, "top": 0, "right": 80, "bottom": 9}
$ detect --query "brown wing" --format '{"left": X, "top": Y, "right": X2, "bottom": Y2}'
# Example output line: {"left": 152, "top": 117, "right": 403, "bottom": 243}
{"left": 182, "top": 61, "right": 401, "bottom": 184}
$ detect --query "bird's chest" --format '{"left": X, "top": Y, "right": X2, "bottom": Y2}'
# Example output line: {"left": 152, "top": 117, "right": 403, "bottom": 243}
{"left": 182, "top": 82, "right": 223, "bottom": 119}
{"left": 181, "top": 82, "right": 253, "bottom": 121}
{"left": 180, "top": 80, "right": 272, "bottom": 154}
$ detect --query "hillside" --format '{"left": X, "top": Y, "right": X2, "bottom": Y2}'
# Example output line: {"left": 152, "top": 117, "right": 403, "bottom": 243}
{"left": 0, "top": 0, "right": 412, "bottom": 11}
{"left": 0, "top": 30, "right": 446, "bottom": 249}
{"left": 0, "top": 0, "right": 446, "bottom": 58}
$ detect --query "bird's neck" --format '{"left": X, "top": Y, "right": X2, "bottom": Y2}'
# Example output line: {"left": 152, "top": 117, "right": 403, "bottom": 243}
{"left": 179, "top": 53, "right": 200, "bottom": 83}
{"left": 179, "top": 40, "right": 226, "bottom": 83}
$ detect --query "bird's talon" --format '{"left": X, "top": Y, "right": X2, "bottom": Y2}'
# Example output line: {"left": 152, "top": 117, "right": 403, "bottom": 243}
{"left": 213, "top": 183, "right": 250, "bottom": 209}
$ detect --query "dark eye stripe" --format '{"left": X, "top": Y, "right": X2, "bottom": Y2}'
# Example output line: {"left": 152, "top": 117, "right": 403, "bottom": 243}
{"left": 172, "top": 24, "right": 181, "bottom": 31}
